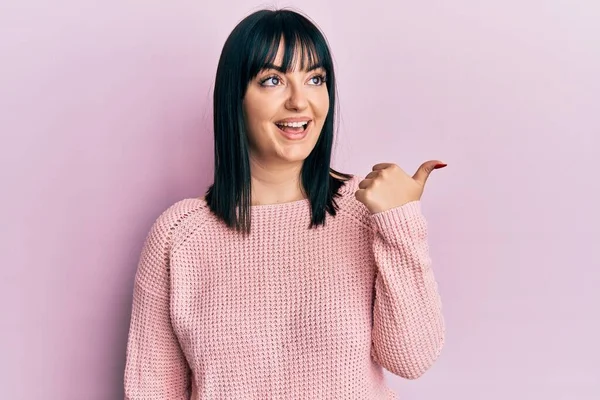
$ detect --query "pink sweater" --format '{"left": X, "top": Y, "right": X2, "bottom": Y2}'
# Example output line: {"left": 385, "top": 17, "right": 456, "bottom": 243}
{"left": 124, "top": 174, "right": 445, "bottom": 399}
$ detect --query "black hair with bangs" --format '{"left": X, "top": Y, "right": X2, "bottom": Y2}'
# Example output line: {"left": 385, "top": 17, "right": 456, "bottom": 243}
{"left": 204, "top": 8, "right": 353, "bottom": 236}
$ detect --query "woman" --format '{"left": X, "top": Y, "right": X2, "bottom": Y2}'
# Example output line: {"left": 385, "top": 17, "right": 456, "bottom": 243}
{"left": 124, "top": 8, "right": 446, "bottom": 400}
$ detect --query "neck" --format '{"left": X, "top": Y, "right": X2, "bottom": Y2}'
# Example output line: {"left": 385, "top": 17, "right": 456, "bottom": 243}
{"left": 249, "top": 159, "right": 306, "bottom": 206}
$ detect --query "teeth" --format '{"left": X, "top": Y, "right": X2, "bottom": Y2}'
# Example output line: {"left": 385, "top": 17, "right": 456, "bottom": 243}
{"left": 276, "top": 121, "right": 309, "bottom": 127}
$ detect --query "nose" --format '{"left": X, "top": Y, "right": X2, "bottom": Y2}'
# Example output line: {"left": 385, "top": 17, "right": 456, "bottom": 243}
{"left": 285, "top": 81, "right": 308, "bottom": 111}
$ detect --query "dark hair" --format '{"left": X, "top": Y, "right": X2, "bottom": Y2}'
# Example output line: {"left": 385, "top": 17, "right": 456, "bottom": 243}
{"left": 204, "top": 8, "right": 353, "bottom": 236}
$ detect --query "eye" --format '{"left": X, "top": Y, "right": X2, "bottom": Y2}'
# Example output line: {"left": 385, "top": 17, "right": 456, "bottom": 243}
{"left": 259, "top": 75, "right": 282, "bottom": 87}
{"left": 309, "top": 74, "right": 327, "bottom": 85}
{"left": 259, "top": 73, "right": 327, "bottom": 87}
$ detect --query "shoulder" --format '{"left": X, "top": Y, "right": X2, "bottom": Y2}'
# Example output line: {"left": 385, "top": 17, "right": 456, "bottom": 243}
{"left": 145, "top": 197, "right": 207, "bottom": 253}
{"left": 133, "top": 197, "right": 207, "bottom": 291}
{"left": 334, "top": 172, "right": 365, "bottom": 198}
{"left": 332, "top": 173, "right": 373, "bottom": 229}
{"left": 154, "top": 197, "right": 206, "bottom": 231}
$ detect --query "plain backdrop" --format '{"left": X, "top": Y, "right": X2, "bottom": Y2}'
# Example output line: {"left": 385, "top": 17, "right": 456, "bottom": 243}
{"left": 1, "top": 0, "right": 599, "bottom": 399}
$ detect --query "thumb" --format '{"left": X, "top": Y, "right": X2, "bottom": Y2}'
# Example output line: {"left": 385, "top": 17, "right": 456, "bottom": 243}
{"left": 412, "top": 160, "right": 447, "bottom": 185}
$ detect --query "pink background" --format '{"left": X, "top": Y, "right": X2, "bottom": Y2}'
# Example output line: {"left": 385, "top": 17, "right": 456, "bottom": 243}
{"left": 1, "top": 1, "right": 599, "bottom": 399}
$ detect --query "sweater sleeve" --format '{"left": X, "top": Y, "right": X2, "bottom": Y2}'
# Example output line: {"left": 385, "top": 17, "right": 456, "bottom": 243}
{"left": 368, "top": 200, "right": 445, "bottom": 379}
{"left": 124, "top": 209, "right": 191, "bottom": 400}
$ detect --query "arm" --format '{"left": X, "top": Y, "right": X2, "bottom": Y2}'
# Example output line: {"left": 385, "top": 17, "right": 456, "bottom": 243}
{"left": 369, "top": 200, "right": 445, "bottom": 379}
{"left": 124, "top": 211, "right": 191, "bottom": 399}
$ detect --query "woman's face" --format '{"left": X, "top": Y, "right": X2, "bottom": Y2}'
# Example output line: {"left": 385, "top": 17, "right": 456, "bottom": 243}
{"left": 242, "top": 40, "right": 329, "bottom": 166}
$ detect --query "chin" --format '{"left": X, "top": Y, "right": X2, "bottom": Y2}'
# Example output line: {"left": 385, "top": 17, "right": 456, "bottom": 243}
{"left": 276, "top": 149, "right": 313, "bottom": 163}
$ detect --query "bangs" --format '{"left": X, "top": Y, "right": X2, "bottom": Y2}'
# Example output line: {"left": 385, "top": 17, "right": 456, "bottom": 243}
{"left": 243, "top": 12, "right": 332, "bottom": 80}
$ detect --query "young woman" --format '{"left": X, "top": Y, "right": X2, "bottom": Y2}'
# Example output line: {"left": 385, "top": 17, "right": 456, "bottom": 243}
{"left": 124, "top": 8, "right": 446, "bottom": 400}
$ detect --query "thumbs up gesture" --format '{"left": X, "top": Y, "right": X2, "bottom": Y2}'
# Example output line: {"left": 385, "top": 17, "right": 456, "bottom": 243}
{"left": 355, "top": 161, "right": 447, "bottom": 214}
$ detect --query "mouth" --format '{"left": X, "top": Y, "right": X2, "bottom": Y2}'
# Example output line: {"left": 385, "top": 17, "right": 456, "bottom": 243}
{"left": 274, "top": 120, "right": 312, "bottom": 134}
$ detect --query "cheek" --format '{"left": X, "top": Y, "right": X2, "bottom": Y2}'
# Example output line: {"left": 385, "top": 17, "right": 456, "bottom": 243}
{"left": 315, "top": 104, "right": 329, "bottom": 124}
{"left": 243, "top": 100, "right": 266, "bottom": 132}
{"left": 314, "top": 91, "right": 329, "bottom": 116}
{"left": 245, "top": 96, "right": 278, "bottom": 127}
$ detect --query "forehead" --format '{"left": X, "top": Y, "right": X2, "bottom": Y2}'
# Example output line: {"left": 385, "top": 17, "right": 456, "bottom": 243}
{"left": 264, "top": 36, "right": 321, "bottom": 72}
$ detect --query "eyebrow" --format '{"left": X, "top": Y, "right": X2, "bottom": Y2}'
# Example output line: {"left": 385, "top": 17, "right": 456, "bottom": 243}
{"left": 262, "top": 62, "right": 324, "bottom": 73}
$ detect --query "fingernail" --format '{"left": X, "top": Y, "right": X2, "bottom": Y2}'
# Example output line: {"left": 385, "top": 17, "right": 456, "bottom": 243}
{"left": 434, "top": 163, "right": 447, "bottom": 169}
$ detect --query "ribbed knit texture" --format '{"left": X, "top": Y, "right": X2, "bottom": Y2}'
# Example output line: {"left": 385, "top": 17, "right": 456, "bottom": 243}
{"left": 124, "top": 174, "right": 445, "bottom": 400}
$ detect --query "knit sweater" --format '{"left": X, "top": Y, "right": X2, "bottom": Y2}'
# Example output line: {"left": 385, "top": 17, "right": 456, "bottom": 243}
{"left": 123, "top": 174, "right": 445, "bottom": 400}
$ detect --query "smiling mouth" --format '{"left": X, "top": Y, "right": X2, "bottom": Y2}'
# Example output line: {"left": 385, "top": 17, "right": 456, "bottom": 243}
{"left": 274, "top": 121, "right": 311, "bottom": 133}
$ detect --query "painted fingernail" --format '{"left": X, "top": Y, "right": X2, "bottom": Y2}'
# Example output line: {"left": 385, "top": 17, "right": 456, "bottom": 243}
{"left": 434, "top": 163, "right": 447, "bottom": 169}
